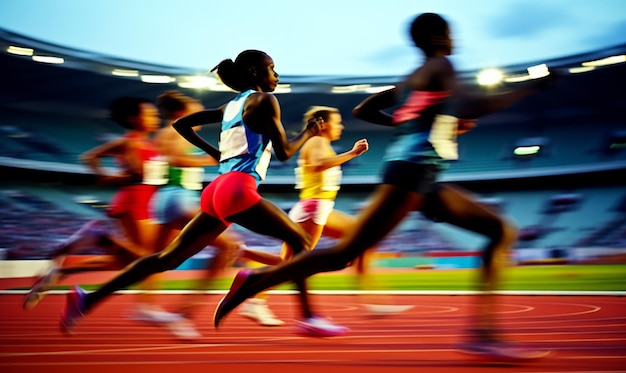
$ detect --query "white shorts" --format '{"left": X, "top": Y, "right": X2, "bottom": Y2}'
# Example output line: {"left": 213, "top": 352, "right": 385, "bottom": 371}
{"left": 288, "top": 199, "right": 335, "bottom": 226}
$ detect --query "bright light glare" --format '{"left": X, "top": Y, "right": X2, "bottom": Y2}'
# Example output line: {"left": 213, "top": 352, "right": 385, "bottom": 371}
{"left": 569, "top": 66, "right": 595, "bottom": 74}
{"left": 582, "top": 55, "right": 626, "bottom": 67}
{"left": 177, "top": 76, "right": 216, "bottom": 88}
{"left": 504, "top": 74, "right": 532, "bottom": 83}
{"left": 331, "top": 84, "right": 371, "bottom": 93}
{"left": 112, "top": 69, "right": 139, "bottom": 77}
{"left": 365, "top": 85, "right": 395, "bottom": 94}
{"left": 140, "top": 75, "right": 175, "bottom": 83}
{"left": 274, "top": 84, "right": 292, "bottom": 94}
{"left": 514, "top": 145, "right": 541, "bottom": 156}
{"left": 7, "top": 45, "right": 34, "bottom": 56}
{"left": 527, "top": 64, "right": 549, "bottom": 79}
{"left": 32, "top": 55, "right": 64, "bottom": 64}
{"left": 477, "top": 69, "right": 503, "bottom": 86}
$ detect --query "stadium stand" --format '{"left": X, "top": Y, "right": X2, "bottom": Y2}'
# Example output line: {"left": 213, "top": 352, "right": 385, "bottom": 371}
{"left": 1, "top": 28, "right": 625, "bottom": 266}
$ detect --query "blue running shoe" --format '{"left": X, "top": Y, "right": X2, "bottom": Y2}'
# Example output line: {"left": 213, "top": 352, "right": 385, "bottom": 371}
{"left": 60, "top": 285, "right": 86, "bottom": 335}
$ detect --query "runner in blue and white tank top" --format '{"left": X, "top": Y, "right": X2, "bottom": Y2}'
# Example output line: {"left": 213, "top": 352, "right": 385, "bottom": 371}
{"left": 59, "top": 50, "right": 345, "bottom": 338}
{"left": 218, "top": 89, "right": 273, "bottom": 182}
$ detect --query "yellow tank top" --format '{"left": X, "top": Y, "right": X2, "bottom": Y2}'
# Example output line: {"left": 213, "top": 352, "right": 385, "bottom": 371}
{"left": 294, "top": 156, "right": 343, "bottom": 200}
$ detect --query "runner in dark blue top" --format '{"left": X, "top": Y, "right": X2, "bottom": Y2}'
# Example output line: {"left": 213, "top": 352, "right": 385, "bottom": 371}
{"left": 213, "top": 13, "right": 559, "bottom": 361}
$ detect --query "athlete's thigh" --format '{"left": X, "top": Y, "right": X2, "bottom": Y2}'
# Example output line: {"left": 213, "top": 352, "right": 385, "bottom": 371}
{"left": 158, "top": 212, "right": 227, "bottom": 261}
{"left": 112, "top": 214, "right": 151, "bottom": 256}
{"left": 425, "top": 184, "right": 506, "bottom": 234}
{"left": 340, "top": 184, "right": 423, "bottom": 251}
{"left": 230, "top": 199, "right": 308, "bottom": 245}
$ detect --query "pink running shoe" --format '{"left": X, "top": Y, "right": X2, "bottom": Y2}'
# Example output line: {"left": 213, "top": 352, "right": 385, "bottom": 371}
{"left": 214, "top": 269, "right": 256, "bottom": 329}
{"left": 60, "top": 285, "right": 86, "bottom": 335}
{"left": 295, "top": 317, "right": 349, "bottom": 337}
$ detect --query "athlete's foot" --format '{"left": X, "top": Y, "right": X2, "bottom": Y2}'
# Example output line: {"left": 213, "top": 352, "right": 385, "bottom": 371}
{"left": 456, "top": 341, "right": 551, "bottom": 362}
{"left": 166, "top": 316, "right": 202, "bottom": 341}
{"left": 362, "top": 304, "right": 414, "bottom": 316}
{"left": 213, "top": 269, "right": 256, "bottom": 328}
{"left": 295, "top": 316, "right": 349, "bottom": 337}
{"left": 129, "top": 304, "right": 181, "bottom": 324}
{"left": 60, "top": 285, "right": 86, "bottom": 335}
{"left": 239, "top": 299, "right": 284, "bottom": 326}
{"left": 23, "top": 265, "right": 61, "bottom": 310}
{"left": 456, "top": 336, "right": 551, "bottom": 363}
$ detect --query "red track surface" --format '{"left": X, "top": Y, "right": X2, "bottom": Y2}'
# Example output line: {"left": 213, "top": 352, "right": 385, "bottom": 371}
{"left": 1, "top": 292, "right": 625, "bottom": 373}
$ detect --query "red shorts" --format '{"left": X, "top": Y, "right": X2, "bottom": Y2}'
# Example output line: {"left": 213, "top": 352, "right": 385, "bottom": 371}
{"left": 200, "top": 172, "right": 262, "bottom": 225}
{"left": 107, "top": 184, "right": 158, "bottom": 220}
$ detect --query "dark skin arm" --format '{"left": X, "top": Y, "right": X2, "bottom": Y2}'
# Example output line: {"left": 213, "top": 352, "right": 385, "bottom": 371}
{"left": 243, "top": 91, "right": 320, "bottom": 161}
{"left": 172, "top": 109, "right": 223, "bottom": 160}
{"left": 354, "top": 56, "right": 559, "bottom": 124}
{"left": 173, "top": 91, "right": 320, "bottom": 162}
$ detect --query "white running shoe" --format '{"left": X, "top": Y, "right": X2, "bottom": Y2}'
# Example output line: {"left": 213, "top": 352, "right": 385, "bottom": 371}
{"left": 239, "top": 299, "right": 285, "bottom": 326}
{"left": 166, "top": 316, "right": 202, "bottom": 341}
{"left": 295, "top": 316, "right": 349, "bottom": 337}
{"left": 362, "top": 304, "right": 414, "bottom": 316}
{"left": 130, "top": 304, "right": 181, "bottom": 324}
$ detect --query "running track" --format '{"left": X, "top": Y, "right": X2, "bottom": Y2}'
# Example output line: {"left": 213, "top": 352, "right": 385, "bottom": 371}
{"left": 1, "top": 293, "right": 625, "bottom": 373}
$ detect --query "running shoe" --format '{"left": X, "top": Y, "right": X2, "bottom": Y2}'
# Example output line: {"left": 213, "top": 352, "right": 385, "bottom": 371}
{"left": 295, "top": 316, "right": 349, "bottom": 337}
{"left": 456, "top": 340, "right": 551, "bottom": 362}
{"left": 362, "top": 304, "right": 414, "bottom": 316}
{"left": 23, "top": 265, "right": 61, "bottom": 310}
{"left": 60, "top": 285, "right": 86, "bottom": 335}
{"left": 166, "top": 316, "right": 202, "bottom": 341}
{"left": 129, "top": 304, "right": 181, "bottom": 324}
{"left": 213, "top": 269, "right": 256, "bottom": 328}
{"left": 239, "top": 299, "right": 284, "bottom": 326}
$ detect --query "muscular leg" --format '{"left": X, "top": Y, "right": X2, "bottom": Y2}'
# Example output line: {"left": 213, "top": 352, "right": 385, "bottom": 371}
{"left": 215, "top": 185, "right": 424, "bottom": 322}
{"left": 228, "top": 199, "right": 315, "bottom": 318}
{"left": 82, "top": 212, "right": 227, "bottom": 313}
{"left": 425, "top": 184, "right": 518, "bottom": 334}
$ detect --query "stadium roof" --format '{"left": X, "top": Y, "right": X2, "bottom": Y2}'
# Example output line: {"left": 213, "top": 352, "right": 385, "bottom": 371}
{"left": 1, "top": 26, "right": 625, "bottom": 130}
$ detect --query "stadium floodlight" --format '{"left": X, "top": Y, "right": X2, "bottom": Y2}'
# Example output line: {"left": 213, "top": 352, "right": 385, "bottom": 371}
{"left": 177, "top": 76, "right": 215, "bottom": 89}
{"left": 7, "top": 45, "right": 34, "bottom": 56}
{"left": 527, "top": 63, "right": 549, "bottom": 79}
{"left": 331, "top": 84, "right": 371, "bottom": 93}
{"left": 32, "top": 55, "right": 64, "bottom": 64}
{"left": 273, "top": 84, "right": 292, "bottom": 94}
{"left": 512, "top": 137, "right": 549, "bottom": 158}
{"left": 112, "top": 69, "right": 139, "bottom": 77}
{"left": 582, "top": 55, "right": 626, "bottom": 67}
{"left": 476, "top": 68, "right": 503, "bottom": 86}
{"left": 365, "top": 85, "right": 395, "bottom": 94}
{"left": 513, "top": 145, "right": 541, "bottom": 156}
{"left": 140, "top": 74, "right": 175, "bottom": 83}
{"left": 568, "top": 66, "right": 595, "bottom": 74}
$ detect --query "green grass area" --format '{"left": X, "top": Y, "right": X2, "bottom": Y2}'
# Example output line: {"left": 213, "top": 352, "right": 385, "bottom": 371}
{"left": 99, "top": 264, "right": 626, "bottom": 292}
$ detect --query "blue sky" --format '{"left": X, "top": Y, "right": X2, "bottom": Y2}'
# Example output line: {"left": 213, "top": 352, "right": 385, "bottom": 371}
{"left": 1, "top": 0, "right": 625, "bottom": 76}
